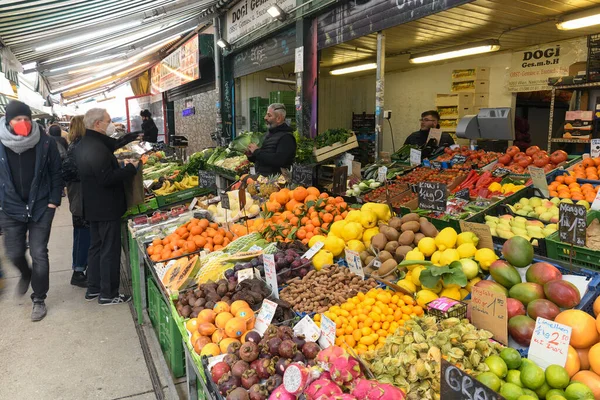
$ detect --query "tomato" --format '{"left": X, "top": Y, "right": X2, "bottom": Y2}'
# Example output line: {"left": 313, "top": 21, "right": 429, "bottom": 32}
{"left": 498, "top": 154, "right": 512, "bottom": 165}
{"left": 525, "top": 146, "right": 540, "bottom": 156}
{"left": 506, "top": 146, "right": 520, "bottom": 157}
{"left": 543, "top": 163, "right": 554, "bottom": 172}
{"left": 550, "top": 150, "right": 568, "bottom": 165}
{"left": 518, "top": 156, "right": 533, "bottom": 168}
{"left": 533, "top": 153, "right": 550, "bottom": 167}
{"left": 513, "top": 152, "right": 527, "bottom": 161}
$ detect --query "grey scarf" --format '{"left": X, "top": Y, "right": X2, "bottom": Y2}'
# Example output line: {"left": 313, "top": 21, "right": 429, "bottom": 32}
{"left": 0, "top": 116, "right": 40, "bottom": 154}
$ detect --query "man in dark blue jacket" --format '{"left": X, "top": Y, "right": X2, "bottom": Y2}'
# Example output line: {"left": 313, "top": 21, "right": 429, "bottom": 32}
{"left": 0, "top": 100, "right": 63, "bottom": 321}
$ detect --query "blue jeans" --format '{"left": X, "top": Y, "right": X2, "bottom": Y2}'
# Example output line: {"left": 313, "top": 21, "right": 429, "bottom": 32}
{"left": 72, "top": 226, "right": 90, "bottom": 272}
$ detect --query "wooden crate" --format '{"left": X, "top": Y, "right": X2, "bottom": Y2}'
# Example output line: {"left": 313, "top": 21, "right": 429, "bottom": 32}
{"left": 313, "top": 135, "right": 359, "bottom": 162}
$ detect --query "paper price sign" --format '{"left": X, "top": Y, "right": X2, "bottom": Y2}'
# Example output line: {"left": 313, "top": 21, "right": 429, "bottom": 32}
{"left": 377, "top": 166, "right": 388, "bottom": 183}
{"left": 592, "top": 189, "right": 600, "bottom": 211}
{"left": 188, "top": 197, "right": 198, "bottom": 211}
{"left": 410, "top": 148, "right": 422, "bottom": 166}
{"left": 318, "top": 314, "right": 336, "bottom": 348}
{"left": 250, "top": 166, "right": 256, "bottom": 175}
{"left": 293, "top": 315, "right": 321, "bottom": 342}
{"left": 528, "top": 166, "right": 549, "bottom": 198}
{"left": 592, "top": 139, "right": 600, "bottom": 158}
{"left": 237, "top": 268, "right": 255, "bottom": 283}
{"left": 528, "top": 317, "right": 572, "bottom": 370}
{"left": 558, "top": 203, "right": 587, "bottom": 247}
{"left": 263, "top": 254, "right": 279, "bottom": 299}
{"left": 345, "top": 249, "right": 364, "bottom": 279}
{"left": 253, "top": 299, "right": 278, "bottom": 335}
{"left": 471, "top": 286, "right": 508, "bottom": 345}
{"left": 459, "top": 221, "right": 494, "bottom": 250}
{"left": 303, "top": 241, "right": 324, "bottom": 260}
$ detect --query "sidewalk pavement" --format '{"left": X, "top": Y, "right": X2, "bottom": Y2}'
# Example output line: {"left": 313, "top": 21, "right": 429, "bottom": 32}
{"left": 0, "top": 204, "right": 177, "bottom": 399}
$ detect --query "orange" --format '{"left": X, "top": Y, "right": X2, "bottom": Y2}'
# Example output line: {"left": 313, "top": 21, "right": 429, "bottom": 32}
{"left": 275, "top": 190, "right": 290, "bottom": 205}
{"left": 293, "top": 187, "right": 308, "bottom": 202}
{"left": 198, "top": 219, "right": 209, "bottom": 229}
{"left": 576, "top": 346, "right": 591, "bottom": 370}
{"left": 285, "top": 199, "right": 300, "bottom": 212}
{"left": 566, "top": 345, "right": 581, "bottom": 377}
{"left": 224, "top": 317, "right": 247, "bottom": 338}
{"left": 215, "top": 312, "right": 234, "bottom": 329}
{"left": 230, "top": 300, "right": 250, "bottom": 316}
{"left": 556, "top": 175, "right": 566, "bottom": 183}
{"left": 306, "top": 186, "right": 320, "bottom": 197}
{"left": 176, "top": 226, "right": 188, "bottom": 236}
{"left": 594, "top": 296, "right": 600, "bottom": 317}
{"left": 200, "top": 343, "right": 221, "bottom": 357}
{"left": 147, "top": 246, "right": 155, "bottom": 255}
{"left": 555, "top": 310, "right": 599, "bottom": 349}
{"left": 193, "top": 336, "right": 211, "bottom": 354}
{"left": 304, "top": 195, "right": 318, "bottom": 204}
{"left": 219, "top": 338, "right": 241, "bottom": 354}
{"left": 190, "top": 226, "right": 202, "bottom": 236}
{"left": 572, "top": 370, "right": 600, "bottom": 399}
{"left": 186, "top": 318, "right": 199, "bottom": 333}
{"left": 198, "top": 322, "right": 217, "bottom": 336}
{"left": 212, "top": 329, "right": 226, "bottom": 344}
{"left": 583, "top": 158, "right": 596, "bottom": 168}
{"left": 198, "top": 309, "right": 217, "bottom": 324}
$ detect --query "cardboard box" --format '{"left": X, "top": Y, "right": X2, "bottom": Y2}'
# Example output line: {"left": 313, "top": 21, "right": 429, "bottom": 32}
{"left": 451, "top": 80, "right": 489, "bottom": 94}
{"left": 474, "top": 94, "right": 490, "bottom": 107}
{"left": 435, "top": 93, "right": 473, "bottom": 107}
{"left": 452, "top": 67, "right": 490, "bottom": 83}
{"left": 566, "top": 111, "right": 594, "bottom": 121}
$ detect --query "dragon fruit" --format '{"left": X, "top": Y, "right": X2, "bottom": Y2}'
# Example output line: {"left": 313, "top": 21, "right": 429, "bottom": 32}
{"left": 331, "top": 395, "right": 358, "bottom": 400}
{"left": 350, "top": 378, "right": 375, "bottom": 398}
{"left": 329, "top": 353, "right": 363, "bottom": 386}
{"left": 305, "top": 377, "right": 343, "bottom": 400}
{"left": 316, "top": 345, "right": 345, "bottom": 368}
{"left": 268, "top": 384, "right": 296, "bottom": 400}
{"left": 351, "top": 379, "right": 405, "bottom": 400}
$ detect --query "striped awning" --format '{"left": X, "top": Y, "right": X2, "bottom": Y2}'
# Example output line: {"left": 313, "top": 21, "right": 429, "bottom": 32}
{"left": 0, "top": 94, "right": 52, "bottom": 118}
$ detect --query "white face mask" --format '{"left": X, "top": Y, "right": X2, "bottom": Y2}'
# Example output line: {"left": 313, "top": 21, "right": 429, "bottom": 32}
{"left": 105, "top": 122, "right": 116, "bottom": 136}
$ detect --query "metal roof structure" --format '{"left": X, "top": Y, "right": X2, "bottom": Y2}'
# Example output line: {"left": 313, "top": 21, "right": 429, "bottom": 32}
{"left": 0, "top": 0, "right": 221, "bottom": 100}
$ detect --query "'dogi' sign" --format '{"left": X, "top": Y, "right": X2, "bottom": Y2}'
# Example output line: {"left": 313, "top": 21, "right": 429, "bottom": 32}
{"left": 226, "top": 0, "right": 295, "bottom": 42}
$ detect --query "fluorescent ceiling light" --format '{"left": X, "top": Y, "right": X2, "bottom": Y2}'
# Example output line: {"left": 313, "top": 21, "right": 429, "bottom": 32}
{"left": 49, "top": 53, "right": 126, "bottom": 72}
{"left": 22, "top": 62, "right": 37, "bottom": 70}
{"left": 267, "top": 5, "right": 287, "bottom": 21}
{"left": 36, "top": 21, "right": 142, "bottom": 52}
{"left": 217, "top": 38, "right": 231, "bottom": 50}
{"left": 68, "top": 62, "right": 120, "bottom": 74}
{"left": 557, "top": 8, "right": 600, "bottom": 30}
{"left": 330, "top": 63, "right": 377, "bottom": 75}
{"left": 409, "top": 40, "right": 500, "bottom": 64}
{"left": 266, "top": 78, "right": 296, "bottom": 84}
{"left": 55, "top": 61, "right": 149, "bottom": 93}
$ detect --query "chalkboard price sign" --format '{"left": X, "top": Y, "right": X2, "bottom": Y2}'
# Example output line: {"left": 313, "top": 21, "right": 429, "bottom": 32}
{"left": 292, "top": 164, "right": 314, "bottom": 187}
{"left": 220, "top": 191, "right": 231, "bottom": 210}
{"left": 455, "top": 188, "right": 470, "bottom": 201}
{"left": 332, "top": 166, "right": 348, "bottom": 195}
{"left": 492, "top": 168, "right": 511, "bottom": 178}
{"left": 418, "top": 182, "right": 447, "bottom": 212}
{"left": 451, "top": 155, "right": 468, "bottom": 165}
{"left": 441, "top": 359, "right": 505, "bottom": 400}
{"left": 198, "top": 169, "right": 217, "bottom": 190}
{"left": 558, "top": 203, "right": 587, "bottom": 247}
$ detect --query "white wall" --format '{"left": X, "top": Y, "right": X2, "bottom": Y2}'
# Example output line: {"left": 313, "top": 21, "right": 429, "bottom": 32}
{"left": 319, "top": 52, "right": 516, "bottom": 150}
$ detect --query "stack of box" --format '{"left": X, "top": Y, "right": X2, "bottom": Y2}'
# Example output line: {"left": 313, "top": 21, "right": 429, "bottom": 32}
{"left": 564, "top": 110, "right": 594, "bottom": 140}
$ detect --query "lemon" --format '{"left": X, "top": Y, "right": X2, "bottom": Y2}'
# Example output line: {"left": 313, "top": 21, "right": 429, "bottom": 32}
{"left": 405, "top": 249, "right": 425, "bottom": 261}
{"left": 309, "top": 235, "right": 327, "bottom": 248}
{"left": 440, "top": 248, "right": 460, "bottom": 266}
{"left": 415, "top": 289, "right": 438, "bottom": 308}
{"left": 430, "top": 250, "right": 443, "bottom": 266}
{"left": 324, "top": 235, "right": 345, "bottom": 257}
{"left": 329, "top": 220, "right": 347, "bottom": 238}
{"left": 361, "top": 203, "right": 390, "bottom": 222}
{"left": 440, "top": 287, "right": 461, "bottom": 300}
{"left": 362, "top": 227, "right": 380, "bottom": 246}
{"left": 457, "top": 243, "right": 477, "bottom": 258}
{"left": 345, "top": 210, "right": 362, "bottom": 223}
{"left": 459, "top": 288, "right": 469, "bottom": 300}
{"left": 396, "top": 279, "right": 416, "bottom": 294}
{"left": 417, "top": 237, "right": 437, "bottom": 257}
{"left": 347, "top": 239, "right": 366, "bottom": 253}
{"left": 458, "top": 258, "right": 479, "bottom": 280}
{"left": 474, "top": 248, "right": 498, "bottom": 271}
{"left": 434, "top": 227, "right": 458, "bottom": 251}
{"left": 411, "top": 266, "right": 425, "bottom": 287}
{"left": 312, "top": 250, "right": 333, "bottom": 271}
{"left": 457, "top": 231, "right": 480, "bottom": 247}
{"left": 466, "top": 277, "right": 482, "bottom": 292}
{"left": 359, "top": 210, "right": 378, "bottom": 229}
{"left": 341, "top": 222, "right": 364, "bottom": 242}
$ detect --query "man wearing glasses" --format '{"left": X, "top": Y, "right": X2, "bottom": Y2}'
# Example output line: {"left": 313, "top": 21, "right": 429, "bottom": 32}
{"left": 247, "top": 103, "right": 296, "bottom": 176}
{"left": 404, "top": 110, "right": 455, "bottom": 148}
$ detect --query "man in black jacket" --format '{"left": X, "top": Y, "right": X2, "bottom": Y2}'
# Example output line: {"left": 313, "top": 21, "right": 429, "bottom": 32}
{"left": 75, "top": 108, "right": 138, "bottom": 305}
{"left": 140, "top": 109, "right": 158, "bottom": 143}
{"left": 0, "top": 100, "right": 63, "bottom": 321}
{"left": 247, "top": 103, "right": 296, "bottom": 176}
{"left": 404, "top": 110, "right": 455, "bottom": 148}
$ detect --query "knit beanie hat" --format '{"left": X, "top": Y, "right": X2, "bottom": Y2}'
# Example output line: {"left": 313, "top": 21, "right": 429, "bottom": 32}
{"left": 5, "top": 100, "right": 32, "bottom": 121}
{"left": 49, "top": 125, "right": 62, "bottom": 137}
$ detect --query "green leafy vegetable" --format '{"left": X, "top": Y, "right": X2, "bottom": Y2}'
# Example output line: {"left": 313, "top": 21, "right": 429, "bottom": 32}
{"left": 315, "top": 128, "right": 352, "bottom": 149}
{"left": 419, "top": 262, "right": 468, "bottom": 289}
{"left": 293, "top": 130, "right": 315, "bottom": 164}
{"left": 228, "top": 131, "right": 265, "bottom": 153}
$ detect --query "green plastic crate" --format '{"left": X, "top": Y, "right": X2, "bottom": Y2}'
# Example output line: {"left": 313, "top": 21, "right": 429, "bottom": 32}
{"left": 269, "top": 90, "right": 295, "bottom": 105}
{"left": 545, "top": 210, "right": 600, "bottom": 271}
{"left": 129, "top": 231, "right": 143, "bottom": 325}
{"left": 249, "top": 96, "right": 268, "bottom": 111}
{"left": 157, "top": 287, "right": 186, "bottom": 378}
{"left": 155, "top": 187, "right": 212, "bottom": 207}
{"left": 147, "top": 276, "right": 160, "bottom": 328}
{"left": 138, "top": 198, "right": 159, "bottom": 214}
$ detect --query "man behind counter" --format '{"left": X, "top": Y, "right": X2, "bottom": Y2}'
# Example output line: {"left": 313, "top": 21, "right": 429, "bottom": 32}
{"left": 404, "top": 110, "right": 455, "bottom": 148}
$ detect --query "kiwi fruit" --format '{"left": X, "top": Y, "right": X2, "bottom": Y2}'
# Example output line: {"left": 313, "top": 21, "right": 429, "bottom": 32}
{"left": 400, "top": 213, "right": 420, "bottom": 224}
{"left": 395, "top": 245, "right": 413, "bottom": 262}
{"left": 377, "top": 259, "right": 398, "bottom": 277}
{"left": 381, "top": 226, "right": 400, "bottom": 241}
{"left": 384, "top": 241, "right": 399, "bottom": 254}
{"left": 364, "top": 256, "right": 375, "bottom": 267}
{"left": 388, "top": 217, "right": 403, "bottom": 231}
{"left": 378, "top": 250, "right": 393, "bottom": 263}
{"left": 413, "top": 233, "right": 425, "bottom": 246}
{"left": 360, "top": 251, "right": 371, "bottom": 262}
{"left": 399, "top": 230, "right": 415, "bottom": 246}
{"left": 371, "top": 233, "right": 388, "bottom": 250}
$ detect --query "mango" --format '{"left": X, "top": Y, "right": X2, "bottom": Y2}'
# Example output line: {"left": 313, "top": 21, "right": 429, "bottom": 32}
{"left": 474, "top": 279, "right": 509, "bottom": 296}
{"left": 489, "top": 260, "right": 522, "bottom": 289}
{"left": 509, "top": 282, "right": 545, "bottom": 306}
{"left": 502, "top": 236, "right": 534, "bottom": 268}
{"left": 509, "top": 315, "right": 535, "bottom": 347}
{"left": 526, "top": 262, "right": 563, "bottom": 285}
{"left": 544, "top": 280, "right": 581, "bottom": 309}
{"left": 507, "top": 298, "right": 526, "bottom": 320}
{"left": 527, "top": 299, "right": 561, "bottom": 321}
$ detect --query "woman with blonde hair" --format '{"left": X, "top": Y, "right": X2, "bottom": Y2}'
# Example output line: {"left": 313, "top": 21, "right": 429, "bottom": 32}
{"left": 62, "top": 115, "right": 89, "bottom": 287}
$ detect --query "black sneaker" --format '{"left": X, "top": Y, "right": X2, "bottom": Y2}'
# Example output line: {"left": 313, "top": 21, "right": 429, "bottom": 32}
{"left": 17, "top": 276, "right": 31, "bottom": 296}
{"left": 70, "top": 271, "right": 87, "bottom": 288}
{"left": 31, "top": 302, "right": 47, "bottom": 322}
{"left": 98, "top": 294, "right": 131, "bottom": 305}
{"left": 85, "top": 291, "right": 100, "bottom": 301}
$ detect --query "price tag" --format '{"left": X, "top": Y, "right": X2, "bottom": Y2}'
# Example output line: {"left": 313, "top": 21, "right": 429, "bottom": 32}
{"left": 418, "top": 182, "right": 447, "bottom": 212}
{"left": 529, "top": 317, "right": 572, "bottom": 370}
{"left": 451, "top": 155, "right": 468, "bottom": 165}
{"left": 292, "top": 164, "right": 314, "bottom": 187}
{"left": 238, "top": 189, "right": 247, "bottom": 209}
{"left": 318, "top": 314, "right": 336, "bottom": 348}
{"left": 427, "top": 128, "right": 443, "bottom": 146}
{"left": 220, "top": 191, "right": 230, "bottom": 210}
{"left": 592, "top": 189, "right": 600, "bottom": 211}
{"left": 188, "top": 197, "right": 198, "bottom": 211}
{"left": 263, "top": 254, "right": 279, "bottom": 299}
{"left": 441, "top": 359, "right": 504, "bottom": 400}
{"left": 345, "top": 249, "right": 364, "bottom": 278}
{"left": 592, "top": 139, "right": 600, "bottom": 158}
{"left": 303, "top": 241, "right": 324, "bottom": 260}
{"left": 332, "top": 166, "right": 348, "bottom": 195}
{"left": 293, "top": 315, "right": 321, "bottom": 342}
{"left": 248, "top": 245, "right": 262, "bottom": 252}
{"left": 558, "top": 203, "right": 587, "bottom": 247}
{"left": 377, "top": 166, "right": 388, "bottom": 183}
{"left": 410, "top": 148, "right": 422, "bottom": 166}
{"left": 528, "top": 166, "right": 549, "bottom": 198}
{"left": 492, "top": 167, "right": 511, "bottom": 178}
{"left": 250, "top": 166, "right": 256, "bottom": 175}
{"left": 471, "top": 286, "right": 508, "bottom": 345}
{"left": 237, "top": 268, "right": 255, "bottom": 283}
{"left": 459, "top": 221, "right": 494, "bottom": 250}
{"left": 253, "top": 299, "right": 278, "bottom": 335}
{"left": 198, "top": 170, "right": 217, "bottom": 190}
{"left": 455, "top": 188, "right": 470, "bottom": 201}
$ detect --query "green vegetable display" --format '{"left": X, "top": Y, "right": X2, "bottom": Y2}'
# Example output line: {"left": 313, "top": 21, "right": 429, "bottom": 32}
{"left": 293, "top": 130, "right": 315, "bottom": 164}
{"left": 315, "top": 128, "right": 352, "bottom": 149}
{"left": 228, "top": 131, "right": 265, "bottom": 153}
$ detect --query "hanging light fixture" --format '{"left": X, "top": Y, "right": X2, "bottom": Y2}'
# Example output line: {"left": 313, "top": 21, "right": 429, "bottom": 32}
{"left": 330, "top": 63, "right": 377, "bottom": 75}
{"left": 557, "top": 7, "right": 600, "bottom": 30}
{"left": 217, "top": 38, "right": 231, "bottom": 50}
{"left": 267, "top": 5, "right": 287, "bottom": 22}
{"left": 409, "top": 40, "right": 500, "bottom": 64}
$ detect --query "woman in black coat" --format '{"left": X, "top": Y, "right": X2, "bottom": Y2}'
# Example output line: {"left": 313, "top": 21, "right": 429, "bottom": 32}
{"left": 140, "top": 109, "right": 158, "bottom": 143}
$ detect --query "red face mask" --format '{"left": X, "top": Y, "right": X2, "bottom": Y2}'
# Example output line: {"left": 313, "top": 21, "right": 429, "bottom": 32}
{"left": 10, "top": 120, "right": 32, "bottom": 136}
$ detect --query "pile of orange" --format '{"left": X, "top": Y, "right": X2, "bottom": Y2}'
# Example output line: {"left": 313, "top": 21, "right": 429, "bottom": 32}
{"left": 146, "top": 218, "right": 236, "bottom": 262}
{"left": 314, "top": 288, "right": 424, "bottom": 355}
{"left": 186, "top": 300, "right": 256, "bottom": 357}
{"left": 548, "top": 167, "right": 599, "bottom": 202}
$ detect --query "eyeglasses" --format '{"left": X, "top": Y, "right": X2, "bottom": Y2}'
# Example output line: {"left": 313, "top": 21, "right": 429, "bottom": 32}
{"left": 420, "top": 118, "right": 437, "bottom": 123}
{"left": 273, "top": 107, "right": 286, "bottom": 111}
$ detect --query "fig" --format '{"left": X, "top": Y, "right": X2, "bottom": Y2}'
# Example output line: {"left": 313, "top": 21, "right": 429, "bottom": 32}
{"left": 240, "top": 341, "right": 260, "bottom": 363}
{"left": 231, "top": 360, "right": 250, "bottom": 378}
{"left": 241, "top": 369, "right": 260, "bottom": 389}
{"left": 278, "top": 340, "right": 297, "bottom": 359}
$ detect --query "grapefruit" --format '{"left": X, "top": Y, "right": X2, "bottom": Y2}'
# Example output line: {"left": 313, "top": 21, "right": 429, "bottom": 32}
{"left": 588, "top": 343, "right": 600, "bottom": 375}
{"left": 565, "top": 345, "right": 581, "bottom": 378}
{"left": 555, "top": 310, "right": 599, "bottom": 349}
{"left": 576, "top": 347, "right": 591, "bottom": 370}
{"left": 594, "top": 296, "right": 600, "bottom": 317}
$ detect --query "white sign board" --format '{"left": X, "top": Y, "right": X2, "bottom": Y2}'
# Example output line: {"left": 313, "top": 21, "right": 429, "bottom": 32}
{"left": 591, "top": 139, "right": 600, "bottom": 158}
{"left": 410, "top": 148, "right": 422, "bottom": 166}
{"left": 295, "top": 47, "right": 304, "bottom": 73}
{"left": 528, "top": 317, "right": 572, "bottom": 370}
{"left": 263, "top": 254, "right": 279, "bottom": 299}
{"left": 226, "top": 0, "right": 295, "bottom": 42}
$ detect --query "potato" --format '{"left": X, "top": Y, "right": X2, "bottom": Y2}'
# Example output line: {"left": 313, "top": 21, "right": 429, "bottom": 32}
{"left": 401, "top": 221, "right": 421, "bottom": 233}
{"left": 400, "top": 213, "right": 420, "bottom": 225}
{"left": 371, "top": 233, "right": 388, "bottom": 250}
{"left": 378, "top": 250, "right": 393, "bottom": 263}
{"left": 413, "top": 233, "right": 425, "bottom": 246}
{"left": 395, "top": 245, "right": 413, "bottom": 262}
{"left": 399, "top": 230, "right": 415, "bottom": 246}
{"left": 420, "top": 220, "right": 439, "bottom": 237}
{"left": 381, "top": 225, "right": 400, "bottom": 241}
{"left": 376, "top": 259, "right": 398, "bottom": 277}
{"left": 384, "top": 241, "right": 399, "bottom": 254}
{"left": 388, "top": 217, "right": 403, "bottom": 231}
